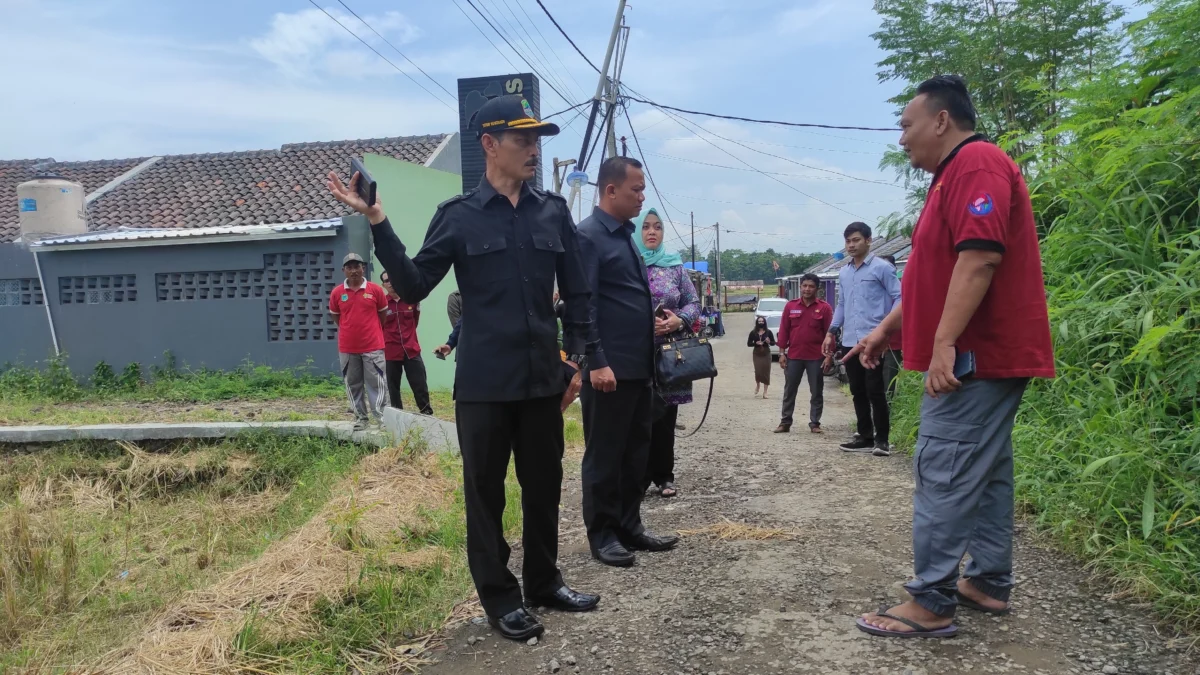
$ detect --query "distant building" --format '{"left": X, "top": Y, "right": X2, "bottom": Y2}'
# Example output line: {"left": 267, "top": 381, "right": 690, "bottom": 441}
{"left": 779, "top": 235, "right": 911, "bottom": 308}
{"left": 0, "top": 133, "right": 461, "bottom": 374}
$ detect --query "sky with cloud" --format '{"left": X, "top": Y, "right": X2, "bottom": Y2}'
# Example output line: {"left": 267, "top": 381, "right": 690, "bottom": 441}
{"left": 0, "top": 0, "right": 1144, "bottom": 255}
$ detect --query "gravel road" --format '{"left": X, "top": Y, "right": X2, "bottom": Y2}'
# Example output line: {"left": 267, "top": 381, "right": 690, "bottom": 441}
{"left": 423, "top": 312, "right": 1197, "bottom": 675}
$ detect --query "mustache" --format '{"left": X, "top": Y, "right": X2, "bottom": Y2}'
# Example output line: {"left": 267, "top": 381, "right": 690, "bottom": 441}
{"left": 525, "top": 158, "right": 539, "bottom": 167}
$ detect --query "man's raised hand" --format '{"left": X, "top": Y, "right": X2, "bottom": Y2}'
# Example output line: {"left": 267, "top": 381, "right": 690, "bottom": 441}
{"left": 327, "top": 171, "right": 385, "bottom": 224}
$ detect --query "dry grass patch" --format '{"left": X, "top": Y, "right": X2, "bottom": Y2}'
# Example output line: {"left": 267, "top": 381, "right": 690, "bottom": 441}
{"left": 107, "top": 447, "right": 467, "bottom": 674}
{"left": 679, "top": 517, "right": 803, "bottom": 541}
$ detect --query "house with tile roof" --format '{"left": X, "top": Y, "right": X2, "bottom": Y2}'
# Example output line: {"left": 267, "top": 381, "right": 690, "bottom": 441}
{"left": 0, "top": 132, "right": 462, "bottom": 376}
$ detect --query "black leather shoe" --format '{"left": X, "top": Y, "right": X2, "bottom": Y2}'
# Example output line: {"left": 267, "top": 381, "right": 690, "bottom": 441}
{"left": 591, "top": 541, "right": 635, "bottom": 567}
{"left": 526, "top": 585, "right": 600, "bottom": 612}
{"left": 624, "top": 531, "right": 680, "bottom": 552}
{"left": 486, "top": 608, "right": 545, "bottom": 642}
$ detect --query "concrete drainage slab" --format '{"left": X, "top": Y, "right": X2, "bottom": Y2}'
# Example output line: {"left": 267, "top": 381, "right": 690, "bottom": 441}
{"left": 0, "top": 407, "right": 460, "bottom": 454}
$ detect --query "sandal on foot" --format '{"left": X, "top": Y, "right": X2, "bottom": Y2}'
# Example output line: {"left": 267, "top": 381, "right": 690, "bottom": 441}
{"left": 958, "top": 596, "right": 1010, "bottom": 616}
{"left": 659, "top": 482, "right": 677, "bottom": 498}
{"left": 855, "top": 606, "right": 958, "bottom": 639}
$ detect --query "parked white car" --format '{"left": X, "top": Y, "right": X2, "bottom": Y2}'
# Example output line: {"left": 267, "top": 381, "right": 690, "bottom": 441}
{"left": 754, "top": 297, "right": 788, "bottom": 359}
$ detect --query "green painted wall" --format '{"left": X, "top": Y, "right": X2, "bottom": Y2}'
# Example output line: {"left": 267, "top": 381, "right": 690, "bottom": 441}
{"left": 363, "top": 154, "right": 462, "bottom": 392}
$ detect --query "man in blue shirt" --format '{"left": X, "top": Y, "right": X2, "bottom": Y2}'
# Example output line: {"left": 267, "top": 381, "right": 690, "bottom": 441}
{"left": 823, "top": 222, "right": 901, "bottom": 456}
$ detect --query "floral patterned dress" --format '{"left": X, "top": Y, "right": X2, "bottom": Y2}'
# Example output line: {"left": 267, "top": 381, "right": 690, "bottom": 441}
{"left": 647, "top": 264, "right": 702, "bottom": 406}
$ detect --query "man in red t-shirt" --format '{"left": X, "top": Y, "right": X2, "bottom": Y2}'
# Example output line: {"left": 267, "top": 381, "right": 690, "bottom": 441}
{"left": 848, "top": 76, "right": 1055, "bottom": 639}
{"left": 774, "top": 274, "right": 833, "bottom": 433}
{"left": 329, "top": 253, "right": 389, "bottom": 430}
{"left": 380, "top": 271, "right": 433, "bottom": 416}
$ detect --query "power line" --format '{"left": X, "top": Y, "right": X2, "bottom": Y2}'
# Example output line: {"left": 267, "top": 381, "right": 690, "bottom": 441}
{"left": 659, "top": 190, "right": 907, "bottom": 207}
{"left": 495, "top": 0, "right": 585, "bottom": 102}
{"left": 450, "top": 0, "right": 520, "bottom": 72}
{"left": 623, "top": 104, "right": 686, "bottom": 247}
{"left": 306, "top": 0, "right": 456, "bottom": 112}
{"left": 334, "top": 0, "right": 456, "bottom": 100}
{"left": 646, "top": 151, "right": 901, "bottom": 184}
{"left": 625, "top": 97, "right": 896, "bottom": 132}
{"left": 658, "top": 116, "right": 900, "bottom": 187}
{"left": 544, "top": 100, "right": 590, "bottom": 120}
{"left": 663, "top": 136, "right": 882, "bottom": 156}
{"left": 514, "top": 0, "right": 590, "bottom": 95}
{"left": 645, "top": 102, "right": 870, "bottom": 221}
{"left": 533, "top": 0, "right": 602, "bottom": 74}
{"left": 463, "top": 0, "right": 574, "bottom": 106}
{"left": 479, "top": 0, "right": 580, "bottom": 104}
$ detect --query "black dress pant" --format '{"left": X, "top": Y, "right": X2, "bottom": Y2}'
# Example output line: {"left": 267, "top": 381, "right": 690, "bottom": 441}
{"left": 580, "top": 378, "right": 651, "bottom": 549}
{"left": 385, "top": 356, "right": 433, "bottom": 415}
{"left": 456, "top": 396, "right": 565, "bottom": 617}
{"left": 645, "top": 403, "right": 678, "bottom": 489}
{"left": 845, "top": 354, "right": 890, "bottom": 444}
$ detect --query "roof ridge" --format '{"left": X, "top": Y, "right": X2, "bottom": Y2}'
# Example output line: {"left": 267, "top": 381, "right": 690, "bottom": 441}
{"left": 280, "top": 133, "right": 446, "bottom": 152}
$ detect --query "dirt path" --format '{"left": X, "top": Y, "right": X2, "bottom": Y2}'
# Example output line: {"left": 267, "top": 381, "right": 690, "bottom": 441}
{"left": 423, "top": 313, "right": 1197, "bottom": 675}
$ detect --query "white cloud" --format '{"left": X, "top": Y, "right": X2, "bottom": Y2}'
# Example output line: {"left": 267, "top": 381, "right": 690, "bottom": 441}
{"left": 249, "top": 7, "right": 421, "bottom": 79}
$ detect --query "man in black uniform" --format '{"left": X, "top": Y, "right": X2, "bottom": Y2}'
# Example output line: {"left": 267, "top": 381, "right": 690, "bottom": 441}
{"left": 326, "top": 94, "right": 596, "bottom": 642}
{"left": 577, "top": 157, "right": 680, "bottom": 567}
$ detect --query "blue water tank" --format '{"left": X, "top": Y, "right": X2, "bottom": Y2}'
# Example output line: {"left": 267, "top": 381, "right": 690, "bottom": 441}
{"left": 833, "top": 251, "right": 845, "bottom": 260}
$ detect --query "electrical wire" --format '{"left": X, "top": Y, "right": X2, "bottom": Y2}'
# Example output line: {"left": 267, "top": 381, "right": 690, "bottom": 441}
{"left": 663, "top": 136, "right": 882, "bottom": 156}
{"left": 479, "top": 0, "right": 580, "bottom": 104}
{"left": 658, "top": 190, "right": 906, "bottom": 207}
{"left": 462, "top": 0, "right": 574, "bottom": 106}
{"left": 543, "top": 100, "right": 590, "bottom": 120}
{"left": 645, "top": 102, "right": 870, "bottom": 220}
{"left": 657, "top": 112, "right": 901, "bottom": 188}
{"left": 645, "top": 151, "right": 891, "bottom": 183}
{"left": 514, "top": 0, "right": 590, "bottom": 96}
{"left": 450, "top": 0, "right": 520, "bottom": 72}
{"left": 625, "top": 97, "right": 896, "bottom": 132}
{"left": 622, "top": 104, "right": 687, "bottom": 247}
{"left": 533, "top": 0, "right": 602, "bottom": 74}
{"left": 306, "top": 0, "right": 456, "bottom": 112}
{"left": 495, "top": 0, "right": 586, "bottom": 102}
{"left": 334, "top": 0, "right": 456, "bottom": 100}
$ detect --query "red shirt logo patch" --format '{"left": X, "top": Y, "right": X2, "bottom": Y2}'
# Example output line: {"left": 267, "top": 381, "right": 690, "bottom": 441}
{"left": 968, "top": 193, "right": 995, "bottom": 217}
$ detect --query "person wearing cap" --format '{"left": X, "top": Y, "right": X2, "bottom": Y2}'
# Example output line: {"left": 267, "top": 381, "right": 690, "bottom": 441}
{"left": 326, "top": 94, "right": 597, "bottom": 642}
{"left": 328, "top": 253, "right": 389, "bottom": 430}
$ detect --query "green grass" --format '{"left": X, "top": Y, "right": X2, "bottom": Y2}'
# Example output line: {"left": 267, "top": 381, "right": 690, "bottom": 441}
{"left": 0, "top": 434, "right": 377, "bottom": 670}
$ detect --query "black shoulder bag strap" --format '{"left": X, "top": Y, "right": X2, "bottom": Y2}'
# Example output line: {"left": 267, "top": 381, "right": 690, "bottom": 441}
{"left": 674, "top": 376, "right": 714, "bottom": 439}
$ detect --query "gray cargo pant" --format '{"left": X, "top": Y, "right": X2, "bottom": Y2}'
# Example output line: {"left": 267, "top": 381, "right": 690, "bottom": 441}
{"left": 339, "top": 350, "right": 389, "bottom": 422}
{"left": 779, "top": 358, "right": 824, "bottom": 428}
{"left": 906, "top": 377, "right": 1030, "bottom": 618}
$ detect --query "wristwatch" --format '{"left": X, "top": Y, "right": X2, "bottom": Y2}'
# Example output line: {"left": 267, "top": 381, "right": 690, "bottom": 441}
{"left": 567, "top": 354, "right": 588, "bottom": 370}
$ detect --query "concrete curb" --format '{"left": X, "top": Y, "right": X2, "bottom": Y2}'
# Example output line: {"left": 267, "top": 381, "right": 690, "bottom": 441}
{"left": 0, "top": 407, "right": 459, "bottom": 453}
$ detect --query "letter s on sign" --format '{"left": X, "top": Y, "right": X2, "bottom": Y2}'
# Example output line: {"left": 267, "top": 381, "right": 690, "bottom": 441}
{"left": 505, "top": 78, "right": 524, "bottom": 94}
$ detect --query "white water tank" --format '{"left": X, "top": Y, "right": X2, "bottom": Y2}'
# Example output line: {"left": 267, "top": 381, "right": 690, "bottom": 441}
{"left": 17, "top": 170, "right": 86, "bottom": 240}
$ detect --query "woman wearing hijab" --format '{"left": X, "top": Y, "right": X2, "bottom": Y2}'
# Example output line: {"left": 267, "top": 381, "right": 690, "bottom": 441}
{"left": 748, "top": 316, "right": 776, "bottom": 398}
{"left": 636, "top": 208, "right": 701, "bottom": 498}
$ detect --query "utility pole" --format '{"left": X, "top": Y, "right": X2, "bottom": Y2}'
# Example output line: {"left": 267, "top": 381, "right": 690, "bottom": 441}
{"left": 690, "top": 212, "right": 695, "bottom": 268}
{"left": 605, "top": 17, "right": 630, "bottom": 161}
{"left": 575, "top": 0, "right": 627, "bottom": 175}
{"left": 715, "top": 223, "right": 722, "bottom": 308}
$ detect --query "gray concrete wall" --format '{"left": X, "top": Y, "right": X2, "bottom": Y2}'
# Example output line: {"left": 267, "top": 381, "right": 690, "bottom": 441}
{"left": 0, "top": 221, "right": 369, "bottom": 375}
{"left": 0, "top": 243, "right": 55, "bottom": 365}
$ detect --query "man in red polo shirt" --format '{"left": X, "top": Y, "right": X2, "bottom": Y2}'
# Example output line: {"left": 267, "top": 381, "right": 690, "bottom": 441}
{"left": 329, "top": 253, "right": 389, "bottom": 431}
{"left": 848, "top": 75, "right": 1055, "bottom": 639}
{"left": 380, "top": 270, "right": 433, "bottom": 416}
{"left": 774, "top": 274, "right": 833, "bottom": 434}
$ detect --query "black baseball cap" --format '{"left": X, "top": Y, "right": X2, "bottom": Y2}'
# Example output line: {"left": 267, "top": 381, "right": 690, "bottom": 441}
{"left": 470, "top": 94, "right": 560, "bottom": 138}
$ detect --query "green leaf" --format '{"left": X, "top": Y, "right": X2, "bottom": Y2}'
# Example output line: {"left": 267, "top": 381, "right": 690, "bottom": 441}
{"left": 1143, "top": 478, "right": 1156, "bottom": 541}
{"left": 1082, "top": 454, "right": 1125, "bottom": 477}
{"left": 1141, "top": 308, "right": 1154, "bottom": 336}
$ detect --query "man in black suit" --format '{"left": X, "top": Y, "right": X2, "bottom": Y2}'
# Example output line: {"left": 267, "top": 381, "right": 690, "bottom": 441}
{"left": 577, "top": 157, "right": 680, "bottom": 567}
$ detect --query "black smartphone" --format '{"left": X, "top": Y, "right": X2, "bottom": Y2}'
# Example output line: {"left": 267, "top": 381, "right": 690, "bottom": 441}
{"left": 953, "top": 349, "right": 977, "bottom": 380}
{"left": 434, "top": 349, "right": 446, "bottom": 361}
{"left": 350, "top": 156, "right": 377, "bottom": 207}
{"left": 653, "top": 302, "right": 666, "bottom": 318}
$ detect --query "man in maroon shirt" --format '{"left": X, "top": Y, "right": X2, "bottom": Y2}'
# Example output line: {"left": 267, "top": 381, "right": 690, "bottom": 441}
{"left": 848, "top": 76, "right": 1055, "bottom": 639}
{"left": 380, "top": 271, "right": 433, "bottom": 416}
{"left": 774, "top": 274, "right": 833, "bottom": 433}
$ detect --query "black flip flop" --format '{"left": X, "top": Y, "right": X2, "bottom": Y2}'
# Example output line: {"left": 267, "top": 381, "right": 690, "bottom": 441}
{"left": 958, "top": 596, "right": 1011, "bottom": 616}
{"left": 855, "top": 606, "right": 958, "bottom": 639}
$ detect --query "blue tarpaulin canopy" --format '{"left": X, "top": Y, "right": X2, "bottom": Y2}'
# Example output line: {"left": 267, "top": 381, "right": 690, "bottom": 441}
{"left": 684, "top": 261, "right": 709, "bottom": 274}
